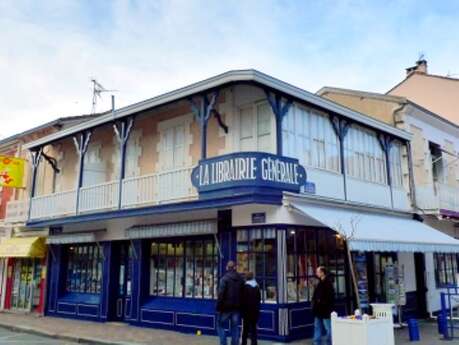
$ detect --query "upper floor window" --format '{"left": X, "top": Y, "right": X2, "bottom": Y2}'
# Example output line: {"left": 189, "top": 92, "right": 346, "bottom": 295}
{"left": 344, "top": 125, "right": 386, "bottom": 184}
{"left": 390, "top": 141, "right": 404, "bottom": 188}
{"left": 83, "top": 144, "right": 105, "bottom": 187}
{"left": 158, "top": 114, "right": 192, "bottom": 171}
{"left": 238, "top": 102, "right": 275, "bottom": 153}
{"left": 429, "top": 142, "right": 447, "bottom": 183}
{"left": 283, "top": 105, "right": 340, "bottom": 173}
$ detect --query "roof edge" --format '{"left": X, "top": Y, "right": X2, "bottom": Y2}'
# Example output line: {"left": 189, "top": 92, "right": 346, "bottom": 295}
{"left": 24, "top": 69, "right": 412, "bottom": 150}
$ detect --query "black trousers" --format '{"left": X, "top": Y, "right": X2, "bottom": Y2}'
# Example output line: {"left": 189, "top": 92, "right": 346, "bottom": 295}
{"left": 241, "top": 317, "right": 258, "bottom": 345}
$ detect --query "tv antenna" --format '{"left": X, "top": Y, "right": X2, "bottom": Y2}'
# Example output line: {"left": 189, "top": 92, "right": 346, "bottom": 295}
{"left": 91, "top": 78, "right": 117, "bottom": 114}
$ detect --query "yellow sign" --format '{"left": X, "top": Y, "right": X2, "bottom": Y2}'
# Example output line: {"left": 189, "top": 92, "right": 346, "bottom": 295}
{"left": 0, "top": 155, "right": 25, "bottom": 188}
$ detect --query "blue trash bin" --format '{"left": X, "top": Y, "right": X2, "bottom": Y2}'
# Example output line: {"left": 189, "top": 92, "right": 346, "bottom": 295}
{"left": 408, "top": 319, "right": 420, "bottom": 342}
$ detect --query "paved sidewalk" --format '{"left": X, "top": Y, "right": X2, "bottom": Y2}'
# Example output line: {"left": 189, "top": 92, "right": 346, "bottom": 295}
{"left": 0, "top": 312, "right": 448, "bottom": 345}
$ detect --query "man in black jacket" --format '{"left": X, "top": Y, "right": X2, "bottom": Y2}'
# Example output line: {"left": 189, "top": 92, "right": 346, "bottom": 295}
{"left": 312, "top": 266, "right": 335, "bottom": 345}
{"left": 241, "top": 272, "right": 261, "bottom": 345}
{"left": 216, "top": 261, "right": 244, "bottom": 345}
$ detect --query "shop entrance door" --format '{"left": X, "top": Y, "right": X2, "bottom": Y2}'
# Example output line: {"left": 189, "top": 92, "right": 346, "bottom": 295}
{"left": 10, "top": 259, "right": 41, "bottom": 311}
{"left": 414, "top": 253, "right": 428, "bottom": 318}
{"left": 112, "top": 242, "right": 133, "bottom": 321}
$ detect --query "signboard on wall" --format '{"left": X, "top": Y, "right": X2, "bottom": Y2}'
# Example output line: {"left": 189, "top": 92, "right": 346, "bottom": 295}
{"left": 191, "top": 152, "right": 309, "bottom": 198}
{"left": 0, "top": 155, "right": 25, "bottom": 188}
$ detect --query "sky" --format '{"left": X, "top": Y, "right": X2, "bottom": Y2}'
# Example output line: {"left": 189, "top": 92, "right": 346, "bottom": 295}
{"left": 1, "top": 0, "right": 459, "bottom": 139}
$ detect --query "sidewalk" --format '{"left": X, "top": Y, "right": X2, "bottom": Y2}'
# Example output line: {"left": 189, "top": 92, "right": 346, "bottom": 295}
{"left": 0, "top": 311, "right": 448, "bottom": 345}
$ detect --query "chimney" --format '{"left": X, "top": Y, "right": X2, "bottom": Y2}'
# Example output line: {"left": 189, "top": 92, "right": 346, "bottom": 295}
{"left": 406, "top": 59, "right": 428, "bottom": 76}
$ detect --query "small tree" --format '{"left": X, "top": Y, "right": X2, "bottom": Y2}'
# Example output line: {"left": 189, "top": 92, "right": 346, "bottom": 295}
{"left": 334, "top": 217, "right": 361, "bottom": 312}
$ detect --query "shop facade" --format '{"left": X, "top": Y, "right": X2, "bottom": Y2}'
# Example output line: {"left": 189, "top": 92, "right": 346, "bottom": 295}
{"left": 0, "top": 236, "right": 47, "bottom": 313}
{"left": 22, "top": 70, "right": 459, "bottom": 341}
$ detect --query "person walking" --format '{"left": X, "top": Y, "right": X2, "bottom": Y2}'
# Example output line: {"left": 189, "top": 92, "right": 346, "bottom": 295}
{"left": 312, "top": 266, "right": 335, "bottom": 345}
{"left": 241, "top": 272, "right": 261, "bottom": 345}
{"left": 216, "top": 261, "right": 244, "bottom": 345}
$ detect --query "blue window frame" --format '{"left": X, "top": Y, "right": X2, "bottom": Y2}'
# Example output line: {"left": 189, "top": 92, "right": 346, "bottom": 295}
{"left": 236, "top": 228, "right": 277, "bottom": 303}
{"left": 65, "top": 244, "right": 103, "bottom": 294}
{"left": 149, "top": 237, "right": 218, "bottom": 299}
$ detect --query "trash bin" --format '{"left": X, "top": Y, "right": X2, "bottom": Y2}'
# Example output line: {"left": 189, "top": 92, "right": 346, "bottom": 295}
{"left": 408, "top": 319, "right": 420, "bottom": 342}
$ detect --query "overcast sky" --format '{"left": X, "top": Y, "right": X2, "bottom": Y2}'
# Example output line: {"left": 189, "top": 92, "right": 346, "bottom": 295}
{"left": 1, "top": 0, "right": 458, "bottom": 139}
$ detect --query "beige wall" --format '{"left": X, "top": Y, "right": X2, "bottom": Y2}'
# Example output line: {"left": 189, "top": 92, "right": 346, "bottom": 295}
{"left": 320, "top": 92, "right": 400, "bottom": 125}
{"left": 389, "top": 73, "right": 459, "bottom": 126}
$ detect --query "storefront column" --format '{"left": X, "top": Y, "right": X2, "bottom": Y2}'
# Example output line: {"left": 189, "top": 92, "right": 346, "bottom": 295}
{"left": 277, "top": 229, "right": 289, "bottom": 337}
{"left": 100, "top": 242, "right": 112, "bottom": 320}
{"left": 45, "top": 245, "right": 63, "bottom": 314}
{"left": 217, "top": 210, "right": 232, "bottom": 277}
{"left": 127, "top": 239, "right": 143, "bottom": 322}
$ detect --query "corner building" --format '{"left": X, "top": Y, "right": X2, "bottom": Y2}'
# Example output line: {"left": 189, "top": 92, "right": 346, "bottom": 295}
{"left": 24, "top": 70, "right": 459, "bottom": 341}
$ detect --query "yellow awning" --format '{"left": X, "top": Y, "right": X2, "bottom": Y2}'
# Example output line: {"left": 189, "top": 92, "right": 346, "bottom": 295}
{"left": 0, "top": 237, "right": 46, "bottom": 258}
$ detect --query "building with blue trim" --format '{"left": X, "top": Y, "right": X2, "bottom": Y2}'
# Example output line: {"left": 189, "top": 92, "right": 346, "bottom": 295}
{"left": 22, "top": 70, "right": 459, "bottom": 341}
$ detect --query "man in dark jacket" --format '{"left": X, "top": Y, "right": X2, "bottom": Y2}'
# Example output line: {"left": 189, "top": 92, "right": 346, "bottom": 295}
{"left": 241, "top": 272, "right": 261, "bottom": 345}
{"left": 312, "top": 266, "right": 335, "bottom": 345}
{"left": 216, "top": 261, "right": 244, "bottom": 345}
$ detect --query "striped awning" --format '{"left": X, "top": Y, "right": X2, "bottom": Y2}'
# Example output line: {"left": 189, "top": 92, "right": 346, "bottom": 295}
{"left": 46, "top": 232, "right": 96, "bottom": 245}
{"left": 127, "top": 220, "right": 217, "bottom": 239}
{"left": 289, "top": 201, "right": 459, "bottom": 253}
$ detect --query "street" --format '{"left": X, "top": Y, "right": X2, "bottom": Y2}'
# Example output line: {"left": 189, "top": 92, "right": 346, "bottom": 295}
{"left": 0, "top": 327, "right": 78, "bottom": 345}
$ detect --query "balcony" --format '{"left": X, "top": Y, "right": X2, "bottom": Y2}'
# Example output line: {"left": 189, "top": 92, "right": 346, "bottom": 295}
{"left": 415, "top": 182, "right": 459, "bottom": 214}
{"left": 5, "top": 199, "right": 29, "bottom": 224}
{"left": 29, "top": 167, "right": 197, "bottom": 221}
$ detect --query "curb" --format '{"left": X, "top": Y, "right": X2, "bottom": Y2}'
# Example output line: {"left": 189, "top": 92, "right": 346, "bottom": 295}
{"left": 0, "top": 322, "right": 136, "bottom": 345}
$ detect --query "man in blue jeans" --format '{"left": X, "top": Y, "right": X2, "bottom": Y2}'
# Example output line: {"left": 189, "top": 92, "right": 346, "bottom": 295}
{"left": 312, "top": 266, "right": 335, "bottom": 345}
{"left": 216, "top": 261, "right": 244, "bottom": 345}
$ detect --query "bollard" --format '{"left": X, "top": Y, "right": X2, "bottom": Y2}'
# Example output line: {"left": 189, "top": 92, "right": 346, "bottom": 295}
{"left": 437, "top": 312, "right": 447, "bottom": 337}
{"left": 408, "top": 319, "right": 420, "bottom": 342}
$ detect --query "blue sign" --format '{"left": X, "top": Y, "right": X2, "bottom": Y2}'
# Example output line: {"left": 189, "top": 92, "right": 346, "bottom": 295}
{"left": 191, "top": 152, "right": 308, "bottom": 196}
{"left": 252, "top": 212, "right": 266, "bottom": 224}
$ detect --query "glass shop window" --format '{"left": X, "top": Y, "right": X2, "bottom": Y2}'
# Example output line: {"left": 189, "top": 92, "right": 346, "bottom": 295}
{"left": 149, "top": 238, "right": 218, "bottom": 299}
{"left": 286, "top": 228, "right": 346, "bottom": 303}
{"left": 65, "top": 244, "right": 103, "bottom": 294}
{"left": 236, "top": 228, "right": 277, "bottom": 303}
{"left": 434, "top": 253, "right": 458, "bottom": 287}
{"left": 373, "top": 253, "right": 398, "bottom": 303}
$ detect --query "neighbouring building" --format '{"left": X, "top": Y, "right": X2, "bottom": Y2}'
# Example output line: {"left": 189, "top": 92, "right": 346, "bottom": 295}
{"left": 318, "top": 84, "right": 459, "bottom": 316}
{"left": 0, "top": 115, "right": 99, "bottom": 314}
{"left": 388, "top": 59, "right": 459, "bottom": 125}
{"left": 22, "top": 70, "right": 459, "bottom": 342}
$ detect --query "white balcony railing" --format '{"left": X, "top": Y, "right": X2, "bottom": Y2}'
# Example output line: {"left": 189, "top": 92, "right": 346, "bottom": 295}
{"left": 29, "top": 167, "right": 197, "bottom": 220}
{"left": 30, "top": 190, "right": 77, "bottom": 219}
{"left": 416, "top": 182, "right": 459, "bottom": 213}
{"left": 4, "top": 199, "right": 29, "bottom": 223}
{"left": 79, "top": 180, "right": 120, "bottom": 213}
{"left": 122, "top": 167, "right": 197, "bottom": 208}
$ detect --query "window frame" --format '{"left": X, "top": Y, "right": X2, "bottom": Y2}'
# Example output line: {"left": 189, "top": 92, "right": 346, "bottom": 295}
{"left": 285, "top": 227, "right": 347, "bottom": 303}
{"left": 149, "top": 236, "right": 219, "bottom": 300}
{"left": 65, "top": 243, "right": 103, "bottom": 295}
{"left": 236, "top": 228, "right": 278, "bottom": 304}
{"left": 434, "top": 253, "right": 459, "bottom": 288}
